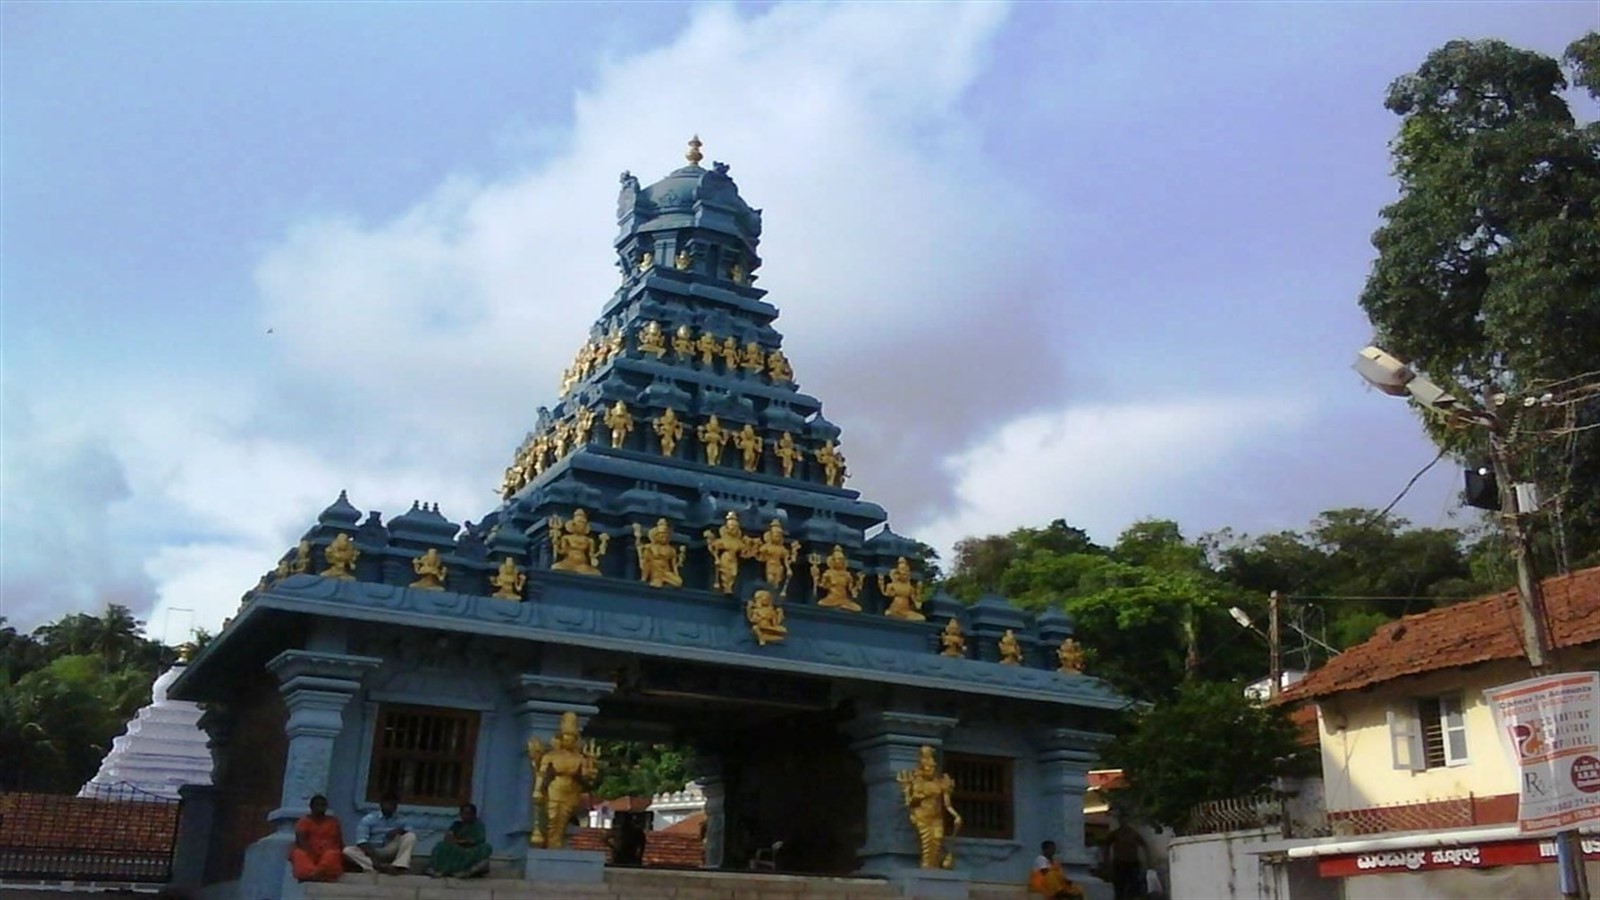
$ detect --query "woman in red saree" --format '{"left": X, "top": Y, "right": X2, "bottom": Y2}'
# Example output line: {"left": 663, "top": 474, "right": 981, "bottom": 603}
{"left": 290, "top": 795, "right": 344, "bottom": 882}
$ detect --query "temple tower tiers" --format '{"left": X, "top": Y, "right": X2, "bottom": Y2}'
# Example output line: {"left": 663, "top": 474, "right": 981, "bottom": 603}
{"left": 491, "top": 136, "right": 925, "bottom": 599}
{"left": 79, "top": 662, "right": 213, "bottom": 801}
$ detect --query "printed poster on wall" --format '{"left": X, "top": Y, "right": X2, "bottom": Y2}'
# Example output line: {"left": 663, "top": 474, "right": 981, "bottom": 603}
{"left": 1484, "top": 671, "right": 1600, "bottom": 833}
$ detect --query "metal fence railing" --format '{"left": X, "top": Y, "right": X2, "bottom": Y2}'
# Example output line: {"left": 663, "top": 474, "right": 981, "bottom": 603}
{"left": 1183, "top": 790, "right": 1483, "bottom": 840}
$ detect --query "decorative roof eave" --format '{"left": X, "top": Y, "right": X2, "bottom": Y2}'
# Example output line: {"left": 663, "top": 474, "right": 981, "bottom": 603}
{"left": 183, "top": 575, "right": 1127, "bottom": 712}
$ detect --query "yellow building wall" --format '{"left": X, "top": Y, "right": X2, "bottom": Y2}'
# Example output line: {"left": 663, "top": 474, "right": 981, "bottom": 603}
{"left": 1315, "top": 659, "right": 1534, "bottom": 813}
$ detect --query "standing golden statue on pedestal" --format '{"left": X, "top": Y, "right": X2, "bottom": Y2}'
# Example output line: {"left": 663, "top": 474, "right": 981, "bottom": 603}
{"left": 653, "top": 408, "right": 684, "bottom": 456}
{"left": 321, "top": 534, "right": 359, "bottom": 580}
{"left": 752, "top": 519, "right": 801, "bottom": 596}
{"left": 491, "top": 556, "right": 527, "bottom": 600}
{"left": 526, "top": 711, "right": 600, "bottom": 849}
{"left": 940, "top": 619, "right": 967, "bottom": 657}
{"left": 633, "top": 519, "right": 686, "bottom": 588}
{"left": 746, "top": 589, "right": 788, "bottom": 646}
{"left": 698, "top": 415, "right": 730, "bottom": 466}
{"left": 1057, "top": 638, "right": 1085, "bottom": 674}
{"left": 696, "top": 330, "right": 718, "bottom": 367}
{"left": 719, "top": 336, "right": 741, "bottom": 372}
{"left": 549, "top": 509, "right": 609, "bottom": 575}
{"left": 811, "top": 545, "right": 865, "bottom": 612}
{"left": 999, "top": 629, "right": 1023, "bottom": 665}
{"left": 410, "top": 548, "right": 448, "bottom": 590}
{"left": 734, "top": 424, "right": 763, "bottom": 472}
{"left": 603, "top": 401, "right": 634, "bottom": 449}
{"left": 880, "top": 557, "right": 926, "bottom": 621}
{"left": 572, "top": 405, "right": 596, "bottom": 447}
{"left": 897, "top": 746, "right": 961, "bottom": 869}
{"left": 703, "top": 511, "right": 748, "bottom": 594}
{"left": 773, "top": 432, "right": 802, "bottom": 478}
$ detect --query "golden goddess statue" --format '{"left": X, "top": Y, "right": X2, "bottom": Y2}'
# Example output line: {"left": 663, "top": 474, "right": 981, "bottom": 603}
{"left": 740, "top": 340, "right": 764, "bottom": 375}
{"left": 814, "top": 440, "right": 845, "bottom": 487}
{"left": 810, "top": 545, "right": 864, "bottom": 612}
{"left": 773, "top": 431, "right": 802, "bottom": 478}
{"left": 321, "top": 534, "right": 359, "bottom": 580}
{"left": 603, "top": 401, "right": 634, "bottom": 449}
{"left": 672, "top": 324, "right": 695, "bottom": 361}
{"left": 633, "top": 518, "right": 685, "bottom": 588}
{"left": 654, "top": 408, "right": 684, "bottom": 456}
{"left": 696, "top": 330, "right": 718, "bottom": 367}
{"left": 1057, "top": 638, "right": 1085, "bottom": 674}
{"left": 719, "top": 336, "right": 741, "bottom": 372}
{"left": 746, "top": 589, "right": 788, "bottom": 646}
{"left": 734, "top": 424, "right": 764, "bottom": 472}
{"left": 753, "top": 519, "right": 801, "bottom": 595}
{"left": 572, "top": 405, "right": 596, "bottom": 446}
{"left": 491, "top": 556, "right": 527, "bottom": 600}
{"left": 698, "top": 415, "right": 730, "bottom": 466}
{"left": 879, "top": 557, "right": 925, "bottom": 621}
{"left": 999, "top": 629, "right": 1024, "bottom": 665}
{"left": 525, "top": 711, "right": 600, "bottom": 849}
{"left": 409, "top": 548, "right": 448, "bottom": 590}
{"left": 549, "top": 509, "right": 608, "bottom": 575}
{"left": 939, "top": 619, "right": 967, "bottom": 657}
{"left": 638, "top": 321, "right": 667, "bottom": 358}
{"left": 767, "top": 349, "right": 793, "bottom": 384}
{"left": 897, "top": 746, "right": 961, "bottom": 869}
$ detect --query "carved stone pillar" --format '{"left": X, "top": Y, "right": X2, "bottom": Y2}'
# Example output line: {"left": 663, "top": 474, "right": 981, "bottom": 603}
{"left": 1035, "top": 727, "right": 1107, "bottom": 876}
{"left": 511, "top": 674, "right": 614, "bottom": 855}
{"left": 844, "top": 708, "right": 958, "bottom": 877}
{"left": 239, "top": 650, "right": 379, "bottom": 900}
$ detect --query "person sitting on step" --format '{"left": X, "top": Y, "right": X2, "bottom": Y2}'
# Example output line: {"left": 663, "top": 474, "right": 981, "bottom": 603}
{"left": 1029, "top": 840, "right": 1085, "bottom": 899}
{"left": 426, "top": 802, "right": 491, "bottom": 878}
{"left": 344, "top": 791, "right": 416, "bottom": 875}
{"left": 289, "top": 794, "right": 344, "bottom": 882}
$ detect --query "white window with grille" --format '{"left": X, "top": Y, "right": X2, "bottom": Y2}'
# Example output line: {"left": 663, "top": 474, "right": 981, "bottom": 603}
{"left": 1389, "top": 694, "right": 1468, "bottom": 771}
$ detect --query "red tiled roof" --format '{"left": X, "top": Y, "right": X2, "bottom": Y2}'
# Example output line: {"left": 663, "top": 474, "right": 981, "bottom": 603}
{"left": 0, "top": 792, "right": 179, "bottom": 854}
{"left": 568, "top": 826, "right": 703, "bottom": 867}
{"left": 1279, "top": 566, "right": 1600, "bottom": 702}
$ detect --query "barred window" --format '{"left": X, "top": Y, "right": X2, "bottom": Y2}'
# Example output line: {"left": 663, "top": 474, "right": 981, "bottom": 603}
{"left": 365, "top": 704, "right": 480, "bottom": 806}
{"left": 944, "top": 752, "right": 1013, "bottom": 839}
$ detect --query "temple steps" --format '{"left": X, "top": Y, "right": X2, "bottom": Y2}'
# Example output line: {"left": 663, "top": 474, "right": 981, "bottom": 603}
{"left": 300, "top": 867, "right": 1030, "bottom": 900}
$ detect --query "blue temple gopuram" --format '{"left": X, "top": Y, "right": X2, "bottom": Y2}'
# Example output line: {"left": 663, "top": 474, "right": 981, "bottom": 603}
{"left": 170, "top": 138, "right": 1124, "bottom": 900}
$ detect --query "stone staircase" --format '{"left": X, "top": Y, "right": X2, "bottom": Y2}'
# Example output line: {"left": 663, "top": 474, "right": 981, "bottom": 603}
{"left": 301, "top": 867, "right": 1030, "bottom": 900}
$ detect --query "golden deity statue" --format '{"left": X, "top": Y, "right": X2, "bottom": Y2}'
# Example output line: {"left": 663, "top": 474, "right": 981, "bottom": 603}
{"left": 746, "top": 589, "right": 788, "bottom": 646}
{"left": 772, "top": 431, "right": 802, "bottom": 478}
{"left": 653, "top": 408, "right": 684, "bottom": 456}
{"left": 603, "top": 401, "right": 634, "bottom": 449}
{"left": 551, "top": 419, "right": 573, "bottom": 460}
{"left": 734, "top": 424, "right": 763, "bottom": 472}
{"left": 526, "top": 711, "right": 600, "bottom": 849}
{"left": 814, "top": 440, "right": 845, "bottom": 487}
{"left": 549, "top": 508, "right": 609, "bottom": 575}
{"left": 273, "top": 556, "right": 292, "bottom": 581}
{"left": 672, "top": 324, "right": 695, "bottom": 361}
{"left": 999, "top": 629, "right": 1023, "bottom": 665}
{"left": 638, "top": 320, "right": 667, "bottom": 358}
{"left": 729, "top": 261, "right": 746, "bottom": 285}
{"left": 530, "top": 435, "right": 550, "bottom": 475}
{"left": 633, "top": 518, "right": 686, "bottom": 588}
{"left": 696, "top": 330, "right": 718, "bottom": 367}
{"left": 702, "top": 511, "right": 748, "bottom": 595}
{"left": 940, "top": 619, "right": 967, "bottom": 658}
{"left": 810, "top": 545, "right": 865, "bottom": 612}
{"left": 575, "top": 342, "right": 596, "bottom": 379}
{"left": 1057, "top": 638, "right": 1085, "bottom": 674}
{"left": 897, "top": 746, "right": 961, "bottom": 869}
{"left": 740, "top": 341, "right": 764, "bottom": 375}
{"left": 879, "top": 557, "right": 925, "bottom": 621}
{"left": 409, "top": 548, "right": 448, "bottom": 591}
{"left": 767, "top": 348, "right": 793, "bottom": 384}
{"left": 491, "top": 556, "right": 527, "bottom": 600}
{"left": 675, "top": 248, "right": 692, "bottom": 271}
{"left": 719, "top": 335, "right": 741, "bottom": 371}
{"left": 698, "top": 415, "right": 730, "bottom": 466}
{"left": 321, "top": 533, "right": 359, "bottom": 580}
{"left": 638, "top": 250, "right": 654, "bottom": 272}
{"left": 559, "top": 366, "right": 576, "bottom": 397}
{"left": 573, "top": 405, "right": 596, "bottom": 447}
{"left": 753, "top": 519, "right": 801, "bottom": 595}
{"left": 501, "top": 463, "right": 523, "bottom": 501}
{"left": 291, "top": 539, "right": 313, "bottom": 575}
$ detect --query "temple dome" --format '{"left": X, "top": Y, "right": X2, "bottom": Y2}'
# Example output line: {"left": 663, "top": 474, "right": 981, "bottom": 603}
{"left": 616, "top": 137, "right": 763, "bottom": 250}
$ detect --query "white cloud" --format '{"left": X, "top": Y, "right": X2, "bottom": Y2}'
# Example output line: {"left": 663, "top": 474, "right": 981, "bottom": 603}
{"left": 915, "top": 397, "right": 1313, "bottom": 559}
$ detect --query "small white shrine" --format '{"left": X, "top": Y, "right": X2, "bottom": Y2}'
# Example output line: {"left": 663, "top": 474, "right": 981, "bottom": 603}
{"left": 79, "top": 662, "right": 213, "bottom": 800}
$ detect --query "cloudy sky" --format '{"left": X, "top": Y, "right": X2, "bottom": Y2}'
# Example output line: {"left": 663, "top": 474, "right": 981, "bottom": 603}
{"left": 3, "top": 2, "right": 1594, "bottom": 642}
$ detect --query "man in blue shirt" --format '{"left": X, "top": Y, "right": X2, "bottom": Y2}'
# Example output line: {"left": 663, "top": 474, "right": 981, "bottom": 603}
{"left": 342, "top": 792, "right": 416, "bottom": 875}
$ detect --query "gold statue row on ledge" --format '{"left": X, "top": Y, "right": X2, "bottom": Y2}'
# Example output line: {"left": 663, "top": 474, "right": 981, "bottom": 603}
{"left": 938, "top": 619, "right": 1086, "bottom": 673}
{"left": 500, "top": 403, "right": 849, "bottom": 499}
{"left": 557, "top": 321, "right": 794, "bottom": 399}
{"left": 635, "top": 246, "right": 750, "bottom": 286}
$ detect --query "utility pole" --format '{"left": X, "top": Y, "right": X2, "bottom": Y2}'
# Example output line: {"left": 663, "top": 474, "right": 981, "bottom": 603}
{"left": 1485, "top": 396, "right": 1589, "bottom": 900}
{"left": 1268, "top": 590, "right": 1282, "bottom": 700}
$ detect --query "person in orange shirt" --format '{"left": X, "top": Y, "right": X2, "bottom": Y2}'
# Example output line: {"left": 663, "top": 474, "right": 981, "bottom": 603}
{"left": 290, "top": 795, "right": 344, "bottom": 882}
{"left": 1029, "top": 840, "right": 1085, "bottom": 899}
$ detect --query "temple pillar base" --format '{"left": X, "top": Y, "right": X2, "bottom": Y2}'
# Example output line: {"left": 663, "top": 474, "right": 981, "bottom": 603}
{"left": 891, "top": 867, "right": 970, "bottom": 900}
{"left": 524, "top": 848, "right": 607, "bottom": 884}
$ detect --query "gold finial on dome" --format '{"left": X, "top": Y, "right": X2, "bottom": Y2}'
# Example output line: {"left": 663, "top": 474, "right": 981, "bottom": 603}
{"left": 686, "top": 134, "right": 704, "bottom": 166}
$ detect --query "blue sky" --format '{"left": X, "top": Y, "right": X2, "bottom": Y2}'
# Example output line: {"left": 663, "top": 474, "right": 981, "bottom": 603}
{"left": 3, "top": 2, "right": 1594, "bottom": 642}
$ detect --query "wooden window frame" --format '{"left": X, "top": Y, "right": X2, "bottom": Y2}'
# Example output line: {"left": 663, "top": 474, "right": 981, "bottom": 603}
{"left": 364, "top": 703, "right": 480, "bottom": 807}
{"left": 944, "top": 751, "right": 1014, "bottom": 840}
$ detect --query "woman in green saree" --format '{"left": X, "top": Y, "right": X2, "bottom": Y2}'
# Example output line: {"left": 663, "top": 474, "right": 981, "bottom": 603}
{"left": 428, "top": 803, "right": 492, "bottom": 878}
